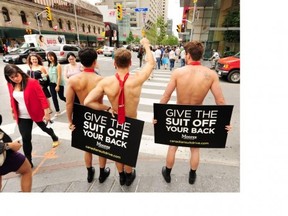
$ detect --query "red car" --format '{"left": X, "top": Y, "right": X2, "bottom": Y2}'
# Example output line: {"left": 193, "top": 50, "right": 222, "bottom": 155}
{"left": 216, "top": 52, "right": 240, "bottom": 83}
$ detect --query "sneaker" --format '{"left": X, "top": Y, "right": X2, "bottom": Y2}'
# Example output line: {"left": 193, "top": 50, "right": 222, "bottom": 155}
{"left": 99, "top": 167, "right": 110, "bottom": 183}
{"left": 189, "top": 170, "right": 197, "bottom": 184}
{"left": 119, "top": 172, "right": 126, "bottom": 186}
{"left": 87, "top": 167, "right": 95, "bottom": 183}
{"left": 52, "top": 140, "right": 60, "bottom": 148}
{"left": 125, "top": 169, "right": 136, "bottom": 186}
{"left": 161, "top": 166, "right": 171, "bottom": 183}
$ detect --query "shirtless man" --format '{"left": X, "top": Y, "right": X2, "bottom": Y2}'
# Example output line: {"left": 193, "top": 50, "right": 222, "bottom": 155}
{"left": 66, "top": 48, "right": 110, "bottom": 183}
{"left": 158, "top": 41, "right": 231, "bottom": 184}
{"left": 84, "top": 38, "right": 155, "bottom": 186}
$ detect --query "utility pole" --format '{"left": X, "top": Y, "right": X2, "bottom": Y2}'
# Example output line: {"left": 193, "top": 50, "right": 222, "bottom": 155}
{"left": 190, "top": 0, "right": 197, "bottom": 41}
{"left": 74, "top": 0, "right": 80, "bottom": 45}
{"left": 35, "top": 10, "right": 46, "bottom": 34}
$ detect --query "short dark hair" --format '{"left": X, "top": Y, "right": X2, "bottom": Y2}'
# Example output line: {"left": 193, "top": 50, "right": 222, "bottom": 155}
{"left": 114, "top": 48, "right": 131, "bottom": 68}
{"left": 78, "top": 48, "right": 98, "bottom": 67}
{"left": 67, "top": 52, "right": 76, "bottom": 59}
{"left": 184, "top": 41, "right": 204, "bottom": 61}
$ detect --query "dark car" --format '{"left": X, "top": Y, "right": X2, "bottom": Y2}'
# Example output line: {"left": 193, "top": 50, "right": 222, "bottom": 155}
{"left": 2, "top": 47, "right": 46, "bottom": 64}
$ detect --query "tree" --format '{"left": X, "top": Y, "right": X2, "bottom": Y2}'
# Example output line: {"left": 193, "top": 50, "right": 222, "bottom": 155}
{"left": 126, "top": 31, "right": 134, "bottom": 44}
{"left": 161, "top": 35, "right": 179, "bottom": 46}
{"left": 222, "top": 10, "right": 240, "bottom": 43}
{"left": 145, "top": 17, "right": 167, "bottom": 45}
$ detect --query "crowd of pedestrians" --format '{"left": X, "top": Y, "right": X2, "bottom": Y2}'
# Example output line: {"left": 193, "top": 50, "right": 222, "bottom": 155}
{"left": 0, "top": 39, "right": 231, "bottom": 192}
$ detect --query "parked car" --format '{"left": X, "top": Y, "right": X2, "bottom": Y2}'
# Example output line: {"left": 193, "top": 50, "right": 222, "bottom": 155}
{"left": 96, "top": 47, "right": 104, "bottom": 54}
{"left": 103, "top": 46, "right": 114, "bottom": 57}
{"left": 132, "top": 45, "right": 140, "bottom": 52}
{"left": 215, "top": 52, "right": 240, "bottom": 83}
{"left": 2, "top": 47, "right": 46, "bottom": 64}
{"left": 45, "top": 44, "right": 81, "bottom": 63}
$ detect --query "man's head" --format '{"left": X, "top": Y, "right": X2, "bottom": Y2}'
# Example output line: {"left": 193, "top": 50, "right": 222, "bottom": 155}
{"left": 184, "top": 41, "right": 204, "bottom": 61}
{"left": 114, "top": 48, "right": 132, "bottom": 69}
{"left": 79, "top": 47, "right": 98, "bottom": 68}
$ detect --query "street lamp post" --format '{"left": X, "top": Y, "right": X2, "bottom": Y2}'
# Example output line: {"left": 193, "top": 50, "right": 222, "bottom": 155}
{"left": 35, "top": 10, "right": 46, "bottom": 34}
{"left": 183, "top": 0, "right": 197, "bottom": 41}
{"left": 73, "top": 0, "right": 80, "bottom": 45}
{"left": 182, "top": 19, "right": 193, "bottom": 42}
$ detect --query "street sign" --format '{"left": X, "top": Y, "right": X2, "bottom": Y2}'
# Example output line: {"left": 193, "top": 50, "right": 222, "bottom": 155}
{"left": 134, "top": 8, "right": 148, "bottom": 12}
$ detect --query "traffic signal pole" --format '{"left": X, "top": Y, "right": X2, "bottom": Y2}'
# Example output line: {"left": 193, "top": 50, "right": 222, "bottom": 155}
{"left": 35, "top": 10, "right": 46, "bottom": 34}
{"left": 190, "top": 0, "right": 197, "bottom": 41}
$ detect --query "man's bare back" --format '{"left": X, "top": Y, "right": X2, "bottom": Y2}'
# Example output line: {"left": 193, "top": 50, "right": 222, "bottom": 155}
{"left": 84, "top": 37, "right": 155, "bottom": 120}
{"left": 69, "top": 72, "right": 103, "bottom": 104}
{"left": 161, "top": 64, "right": 225, "bottom": 105}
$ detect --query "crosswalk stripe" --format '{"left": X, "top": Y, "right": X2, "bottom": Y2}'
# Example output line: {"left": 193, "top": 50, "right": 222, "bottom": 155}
{"left": 143, "top": 82, "right": 169, "bottom": 87}
{"left": 141, "top": 88, "right": 176, "bottom": 96}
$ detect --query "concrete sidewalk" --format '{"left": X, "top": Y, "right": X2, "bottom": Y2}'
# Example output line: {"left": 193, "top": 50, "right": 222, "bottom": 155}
{"left": 2, "top": 137, "right": 239, "bottom": 192}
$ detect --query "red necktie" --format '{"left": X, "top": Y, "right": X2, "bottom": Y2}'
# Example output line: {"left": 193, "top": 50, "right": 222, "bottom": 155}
{"left": 115, "top": 73, "right": 129, "bottom": 124}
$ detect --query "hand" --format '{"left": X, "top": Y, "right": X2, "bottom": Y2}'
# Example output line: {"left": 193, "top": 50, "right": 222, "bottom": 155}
{"left": 55, "top": 85, "right": 60, "bottom": 92}
{"left": 225, "top": 125, "right": 232, "bottom": 133}
{"left": 108, "top": 108, "right": 116, "bottom": 118}
{"left": 140, "top": 38, "right": 149, "bottom": 46}
{"left": 69, "top": 123, "right": 75, "bottom": 131}
{"left": 8, "top": 141, "right": 22, "bottom": 151}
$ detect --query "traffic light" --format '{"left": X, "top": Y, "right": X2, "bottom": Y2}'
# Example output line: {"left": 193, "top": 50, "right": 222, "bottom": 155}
{"left": 116, "top": 4, "right": 123, "bottom": 20}
{"left": 176, "top": 24, "right": 181, "bottom": 32}
{"left": 45, "top": 6, "right": 52, "bottom": 21}
{"left": 25, "top": 28, "right": 32, "bottom": 34}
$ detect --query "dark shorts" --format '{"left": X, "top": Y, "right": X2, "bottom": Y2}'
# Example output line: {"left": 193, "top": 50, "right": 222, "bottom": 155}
{"left": 0, "top": 150, "right": 26, "bottom": 176}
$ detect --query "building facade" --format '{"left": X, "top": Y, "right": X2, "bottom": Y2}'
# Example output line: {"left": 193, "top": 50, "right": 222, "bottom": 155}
{"left": 0, "top": 0, "right": 105, "bottom": 49}
{"left": 96, "top": 0, "right": 168, "bottom": 43}
{"left": 179, "top": 0, "right": 240, "bottom": 58}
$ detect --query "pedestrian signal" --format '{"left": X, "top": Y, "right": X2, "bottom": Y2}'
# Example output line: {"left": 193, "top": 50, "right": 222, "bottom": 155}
{"left": 117, "top": 4, "right": 123, "bottom": 20}
{"left": 45, "top": 6, "right": 52, "bottom": 21}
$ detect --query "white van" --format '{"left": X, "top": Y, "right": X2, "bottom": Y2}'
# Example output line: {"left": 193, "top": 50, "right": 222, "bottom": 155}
{"left": 22, "top": 34, "right": 66, "bottom": 50}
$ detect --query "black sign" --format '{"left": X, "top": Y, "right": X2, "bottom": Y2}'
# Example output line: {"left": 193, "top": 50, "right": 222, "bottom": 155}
{"left": 154, "top": 104, "right": 233, "bottom": 148}
{"left": 72, "top": 104, "right": 144, "bottom": 167}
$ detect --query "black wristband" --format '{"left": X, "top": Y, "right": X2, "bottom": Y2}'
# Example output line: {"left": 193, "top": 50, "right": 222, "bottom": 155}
{"left": 106, "top": 107, "right": 111, "bottom": 112}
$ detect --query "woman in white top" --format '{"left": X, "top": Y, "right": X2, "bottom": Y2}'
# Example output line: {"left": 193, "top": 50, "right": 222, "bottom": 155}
{"left": 64, "top": 52, "right": 82, "bottom": 81}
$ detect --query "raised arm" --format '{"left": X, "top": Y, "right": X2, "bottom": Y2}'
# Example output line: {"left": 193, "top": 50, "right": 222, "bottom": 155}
{"left": 136, "top": 38, "right": 156, "bottom": 82}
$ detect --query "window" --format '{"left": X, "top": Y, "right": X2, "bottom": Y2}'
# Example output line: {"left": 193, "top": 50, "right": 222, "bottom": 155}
{"left": 88, "top": 25, "right": 91, "bottom": 33}
{"left": 98, "top": 27, "right": 100, "bottom": 34}
{"left": 20, "top": 11, "right": 27, "bottom": 24}
{"left": 58, "top": 19, "right": 63, "bottom": 29}
{"left": 48, "top": 20, "right": 52, "bottom": 28}
{"left": 2, "top": 7, "right": 10, "bottom": 22}
{"left": 93, "top": 26, "right": 96, "bottom": 34}
{"left": 67, "top": 20, "right": 71, "bottom": 30}
{"left": 82, "top": 23, "right": 85, "bottom": 32}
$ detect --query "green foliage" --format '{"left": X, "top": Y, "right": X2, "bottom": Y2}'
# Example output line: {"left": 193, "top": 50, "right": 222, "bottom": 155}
{"left": 161, "top": 35, "right": 179, "bottom": 46}
{"left": 146, "top": 17, "right": 168, "bottom": 45}
{"left": 126, "top": 31, "right": 134, "bottom": 44}
{"left": 223, "top": 10, "right": 240, "bottom": 42}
